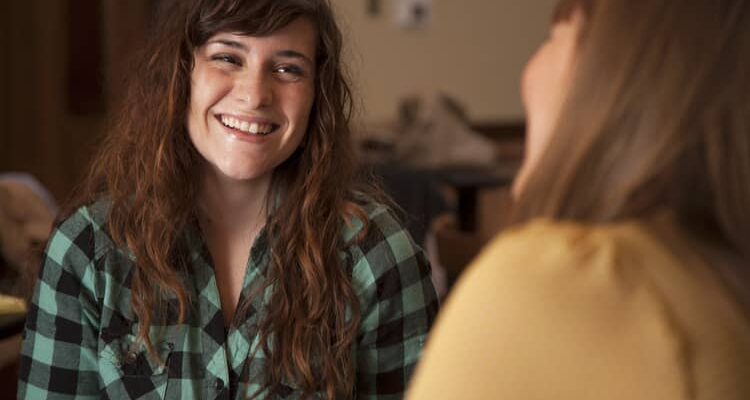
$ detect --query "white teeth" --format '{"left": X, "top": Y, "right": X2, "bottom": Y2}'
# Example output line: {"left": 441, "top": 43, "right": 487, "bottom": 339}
{"left": 220, "top": 115, "right": 274, "bottom": 135}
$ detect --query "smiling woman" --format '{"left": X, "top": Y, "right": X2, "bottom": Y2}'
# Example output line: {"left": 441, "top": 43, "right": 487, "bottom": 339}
{"left": 187, "top": 20, "right": 316, "bottom": 185}
{"left": 18, "top": 1, "right": 438, "bottom": 399}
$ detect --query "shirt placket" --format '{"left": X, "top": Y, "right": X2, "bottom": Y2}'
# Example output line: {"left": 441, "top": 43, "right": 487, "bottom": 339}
{"left": 228, "top": 235, "right": 271, "bottom": 399}
{"left": 194, "top": 225, "right": 271, "bottom": 400}
{"left": 188, "top": 229, "right": 232, "bottom": 400}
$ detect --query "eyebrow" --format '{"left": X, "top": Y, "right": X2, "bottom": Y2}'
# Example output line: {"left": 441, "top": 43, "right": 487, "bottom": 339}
{"left": 207, "top": 39, "right": 314, "bottom": 66}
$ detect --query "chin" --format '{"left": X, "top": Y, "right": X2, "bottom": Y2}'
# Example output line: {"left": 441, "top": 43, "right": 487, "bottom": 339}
{"left": 223, "top": 170, "right": 270, "bottom": 182}
{"left": 209, "top": 161, "right": 269, "bottom": 182}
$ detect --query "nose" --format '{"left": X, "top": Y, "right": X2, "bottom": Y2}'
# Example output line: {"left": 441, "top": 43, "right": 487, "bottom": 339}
{"left": 235, "top": 70, "right": 273, "bottom": 109}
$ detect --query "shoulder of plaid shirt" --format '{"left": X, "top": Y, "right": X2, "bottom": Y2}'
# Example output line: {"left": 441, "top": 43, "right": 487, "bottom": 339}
{"left": 18, "top": 196, "right": 439, "bottom": 399}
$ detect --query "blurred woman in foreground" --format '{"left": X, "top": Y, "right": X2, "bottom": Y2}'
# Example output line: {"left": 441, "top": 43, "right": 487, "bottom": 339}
{"left": 408, "top": 0, "right": 750, "bottom": 398}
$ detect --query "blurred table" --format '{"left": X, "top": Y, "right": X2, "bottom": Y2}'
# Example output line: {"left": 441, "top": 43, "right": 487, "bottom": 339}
{"left": 435, "top": 165, "right": 516, "bottom": 232}
{"left": 0, "top": 295, "right": 25, "bottom": 398}
{"left": 0, "top": 333, "right": 21, "bottom": 399}
{"left": 0, "top": 313, "right": 25, "bottom": 340}
{"left": 368, "top": 164, "right": 448, "bottom": 243}
{"left": 369, "top": 163, "right": 517, "bottom": 236}
{"left": 0, "top": 295, "right": 26, "bottom": 340}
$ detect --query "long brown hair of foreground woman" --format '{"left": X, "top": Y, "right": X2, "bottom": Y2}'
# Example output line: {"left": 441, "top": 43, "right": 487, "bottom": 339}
{"left": 408, "top": 0, "right": 750, "bottom": 398}
{"left": 515, "top": 0, "right": 750, "bottom": 257}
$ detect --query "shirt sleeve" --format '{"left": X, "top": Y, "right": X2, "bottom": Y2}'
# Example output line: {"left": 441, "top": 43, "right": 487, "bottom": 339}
{"left": 406, "top": 221, "right": 688, "bottom": 400}
{"left": 350, "top": 205, "right": 439, "bottom": 399}
{"left": 18, "top": 208, "right": 103, "bottom": 399}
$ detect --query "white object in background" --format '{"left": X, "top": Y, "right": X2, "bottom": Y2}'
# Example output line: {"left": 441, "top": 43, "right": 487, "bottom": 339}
{"left": 395, "top": 0, "right": 432, "bottom": 29}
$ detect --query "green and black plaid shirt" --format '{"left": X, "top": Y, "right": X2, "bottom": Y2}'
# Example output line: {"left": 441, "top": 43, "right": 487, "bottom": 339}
{"left": 18, "top": 200, "right": 439, "bottom": 399}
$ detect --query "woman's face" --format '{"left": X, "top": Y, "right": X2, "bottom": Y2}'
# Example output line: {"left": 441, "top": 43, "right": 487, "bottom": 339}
{"left": 513, "top": 11, "right": 582, "bottom": 196}
{"left": 187, "top": 17, "right": 317, "bottom": 185}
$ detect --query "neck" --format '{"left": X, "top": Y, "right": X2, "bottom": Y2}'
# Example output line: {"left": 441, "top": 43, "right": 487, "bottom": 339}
{"left": 197, "top": 168, "right": 272, "bottom": 236}
{"left": 196, "top": 167, "right": 273, "bottom": 327}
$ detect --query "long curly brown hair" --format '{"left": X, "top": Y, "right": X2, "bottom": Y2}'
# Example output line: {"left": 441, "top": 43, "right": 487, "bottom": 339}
{"left": 69, "top": 0, "right": 371, "bottom": 397}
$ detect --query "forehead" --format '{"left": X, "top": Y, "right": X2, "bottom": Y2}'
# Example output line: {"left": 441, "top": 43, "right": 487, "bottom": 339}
{"left": 205, "top": 17, "right": 317, "bottom": 55}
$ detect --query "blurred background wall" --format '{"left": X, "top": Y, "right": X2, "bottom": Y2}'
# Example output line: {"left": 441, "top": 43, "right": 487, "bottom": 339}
{"left": 0, "top": 0, "right": 554, "bottom": 201}
{"left": 333, "top": 0, "right": 556, "bottom": 124}
{"left": 0, "top": 0, "right": 153, "bottom": 201}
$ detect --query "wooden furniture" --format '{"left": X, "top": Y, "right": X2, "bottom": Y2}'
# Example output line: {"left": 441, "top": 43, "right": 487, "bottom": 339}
{"left": 0, "top": 296, "right": 25, "bottom": 399}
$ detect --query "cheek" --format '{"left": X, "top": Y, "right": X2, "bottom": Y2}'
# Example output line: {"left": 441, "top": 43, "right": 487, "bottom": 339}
{"left": 288, "top": 86, "right": 316, "bottom": 126}
{"left": 521, "top": 52, "right": 546, "bottom": 155}
{"left": 187, "top": 80, "right": 209, "bottom": 126}
{"left": 520, "top": 44, "right": 573, "bottom": 157}
{"left": 190, "top": 66, "right": 231, "bottom": 112}
{"left": 521, "top": 48, "right": 547, "bottom": 115}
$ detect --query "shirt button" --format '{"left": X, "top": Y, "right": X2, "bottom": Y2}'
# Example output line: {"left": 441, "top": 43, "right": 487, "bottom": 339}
{"left": 214, "top": 378, "right": 225, "bottom": 391}
{"left": 125, "top": 351, "right": 138, "bottom": 364}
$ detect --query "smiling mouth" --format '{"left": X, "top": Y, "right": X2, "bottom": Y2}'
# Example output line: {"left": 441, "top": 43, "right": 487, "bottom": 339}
{"left": 219, "top": 115, "right": 279, "bottom": 136}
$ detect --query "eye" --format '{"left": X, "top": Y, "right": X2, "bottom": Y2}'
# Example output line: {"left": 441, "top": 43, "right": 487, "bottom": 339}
{"left": 211, "top": 53, "right": 242, "bottom": 66}
{"left": 273, "top": 64, "right": 306, "bottom": 82}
